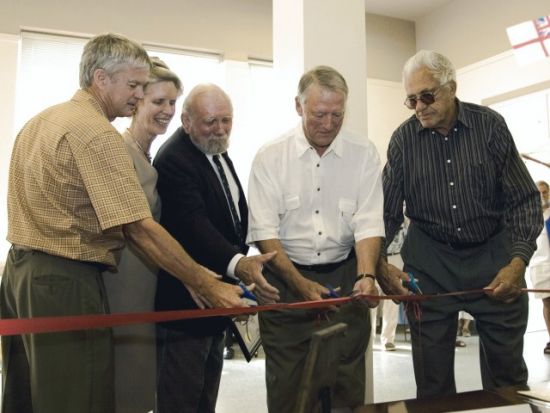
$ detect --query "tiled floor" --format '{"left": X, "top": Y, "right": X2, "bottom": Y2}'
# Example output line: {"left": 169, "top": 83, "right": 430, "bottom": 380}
{"left": 217, "top": 328, "right": 550, "bottom": 412}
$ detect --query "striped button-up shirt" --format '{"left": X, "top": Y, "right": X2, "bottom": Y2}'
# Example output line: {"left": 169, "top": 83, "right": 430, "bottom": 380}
{"left": 383, "top": 99, "right": 542, "bottom": 263}
{"left": 7, "top": 89, "right": 151, "bottom": 267}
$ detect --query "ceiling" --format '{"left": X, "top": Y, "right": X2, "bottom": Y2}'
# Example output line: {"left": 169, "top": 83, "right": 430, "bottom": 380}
{"left": 364, "top": 0, "right": 454, "bottom": 21}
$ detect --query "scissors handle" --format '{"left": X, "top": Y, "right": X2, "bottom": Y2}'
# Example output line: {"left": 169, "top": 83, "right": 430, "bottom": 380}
{"left": 324, "top": 283, "right": 340, "bottom": 299}
{"left": 239, "top": 282, "right": 258, "bottom": 302}
{"left": 405, "top": 272, "right": 422, "bottom": 294}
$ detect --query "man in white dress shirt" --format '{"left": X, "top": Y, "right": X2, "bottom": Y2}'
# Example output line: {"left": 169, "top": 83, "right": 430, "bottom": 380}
{"left": 247, "top": 66, "right": 385, "bottom": 412}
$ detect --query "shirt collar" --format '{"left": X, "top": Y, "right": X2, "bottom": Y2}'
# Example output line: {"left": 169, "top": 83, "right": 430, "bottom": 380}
{"left": 73, "top": 89, "right": 108, "bottom": 119}
{"left": 294, "top": 123, "right": 344, "bottom": 158}
{"left": 455, "top": 99, "right": 472, "bottom": 129}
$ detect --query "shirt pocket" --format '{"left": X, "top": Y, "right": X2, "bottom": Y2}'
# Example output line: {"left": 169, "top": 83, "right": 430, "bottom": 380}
{"left": 468, "top": 160, "right": 496, "bottom": 206}
{"left": 284, "top": 195, "right": 300, "bottom": 211}
{"left": 279, "top": 195, "right": 301, "bottom": 238}
{"left": 338, "top": 198, "right": 357, "bottom": 240}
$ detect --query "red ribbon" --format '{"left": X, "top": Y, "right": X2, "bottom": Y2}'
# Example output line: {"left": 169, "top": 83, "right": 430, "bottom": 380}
{"left": 0, "top": 288, "right": 544, "bottom": 337}
{"left": 0, "top": 297, "right": 353, "bottom": 336}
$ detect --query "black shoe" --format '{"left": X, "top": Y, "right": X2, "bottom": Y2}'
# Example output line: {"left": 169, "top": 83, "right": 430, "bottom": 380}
{"left": 223, "top": 347, "right": 234, "bottom": 360}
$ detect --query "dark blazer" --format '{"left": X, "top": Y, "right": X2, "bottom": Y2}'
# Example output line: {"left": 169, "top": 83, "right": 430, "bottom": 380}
{"left": 153, "top": 127, "right": 249, "bottom": 336}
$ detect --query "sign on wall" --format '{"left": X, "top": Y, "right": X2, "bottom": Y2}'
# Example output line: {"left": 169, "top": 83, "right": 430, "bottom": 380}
{"left": 507, "top": 15, "right": 550, "bottom": 65}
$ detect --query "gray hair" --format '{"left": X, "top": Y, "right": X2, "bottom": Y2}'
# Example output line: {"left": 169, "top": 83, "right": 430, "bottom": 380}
{"left": 79, "top": 33, "right": 151, "bottom": 88}
{"left": 537, "top": 180, "right": 549, "bottom": 190}
{"left": 148, "top": 57, "right": 183, "bottom": 94}
{"left": 182, "top": 83, "right": 232, "bottom": 119}
{"left": 297, "top": 65, "right": 348, "bottom": 104}
{"left": 402, "top": 50, "right": 456, "bottom": 86}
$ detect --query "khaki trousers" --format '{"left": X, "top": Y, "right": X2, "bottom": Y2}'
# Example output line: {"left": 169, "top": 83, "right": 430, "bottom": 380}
{"left": 259, "top": 257, "right": 371, "bottom": 413}
{"left": 1, "top": 248, "right": 114, "bottom": 413}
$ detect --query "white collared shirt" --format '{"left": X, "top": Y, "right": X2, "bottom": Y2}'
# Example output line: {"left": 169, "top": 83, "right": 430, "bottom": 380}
{"left": 247, "top": 124, "right": 385, "bottom": 265}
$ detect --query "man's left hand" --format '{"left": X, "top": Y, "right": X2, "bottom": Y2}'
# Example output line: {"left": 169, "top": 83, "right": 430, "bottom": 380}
{"left": 352, "top": 277, "right": 379, "bottom": 308}
{"left": 235, "top": 252, "right": 280, "bottom": 304}
{"left": 485, "top": 257, "right": 526, "bottom": 303}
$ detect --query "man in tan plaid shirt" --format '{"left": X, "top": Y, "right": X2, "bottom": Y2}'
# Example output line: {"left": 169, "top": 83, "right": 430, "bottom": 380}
{"left": 0, "top": 33, "right": 255, "bottom": 413}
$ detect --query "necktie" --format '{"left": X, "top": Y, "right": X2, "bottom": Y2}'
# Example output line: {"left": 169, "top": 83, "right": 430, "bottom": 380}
{"left": 212, "top": 154, "right": 244, "bottom": 245}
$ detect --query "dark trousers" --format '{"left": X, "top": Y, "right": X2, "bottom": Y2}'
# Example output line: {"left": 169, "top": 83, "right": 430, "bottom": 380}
{"left": 224, "top": 325, "right": 234, "bottom": 348}
{"left": 402, "top": 225, "right": 528, "bottom": 398}
{"left": 259, "top": 257, "right": 371, "bottom": 412}
{"left": 0, "top": 248, "right": 114, "bottom": 413}
{"left": 156, "top": 326, "right": 224, "bottom": 413}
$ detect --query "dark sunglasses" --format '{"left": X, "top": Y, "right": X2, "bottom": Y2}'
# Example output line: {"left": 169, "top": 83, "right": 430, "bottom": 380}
{"left": 404, "top": 84, "right": 446, "bottom": 109}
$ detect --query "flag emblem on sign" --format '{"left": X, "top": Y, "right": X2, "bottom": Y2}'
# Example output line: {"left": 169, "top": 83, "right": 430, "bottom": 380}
{"left": 507, "top": 15, "right": 550, "bottom": 65}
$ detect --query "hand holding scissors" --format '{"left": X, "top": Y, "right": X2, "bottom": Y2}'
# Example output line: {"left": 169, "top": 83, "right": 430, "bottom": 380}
{"left": 402, "top": 272, "right": 423, "bottom": 295}
{"left": 322, "top": 284, "right": 341, "bottom": 299}
{"left": 239, "top": 282, "right": 259, "bottom": 305}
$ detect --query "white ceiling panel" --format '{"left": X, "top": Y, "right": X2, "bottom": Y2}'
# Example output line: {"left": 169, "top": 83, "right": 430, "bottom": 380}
{"left": 365, "top": 0, "right": 454, "bottom": 21}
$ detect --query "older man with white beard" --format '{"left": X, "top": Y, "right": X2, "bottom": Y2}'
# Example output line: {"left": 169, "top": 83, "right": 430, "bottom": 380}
{"left": 153, "top": 84, "right": 278, "bottom": 413}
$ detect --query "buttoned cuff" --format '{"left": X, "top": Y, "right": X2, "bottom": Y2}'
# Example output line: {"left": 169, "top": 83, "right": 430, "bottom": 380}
{"left": 227, "top": 253, "right": 245, "bottom": 280}
{"left": 510, "top": 241, "right": 536, "bottom": 265}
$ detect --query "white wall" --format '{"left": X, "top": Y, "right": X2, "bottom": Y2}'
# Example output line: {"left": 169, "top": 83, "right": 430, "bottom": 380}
{"left": 457, "top": 51, "right": 550, "bottom": 105}
{"left": 0, "top": 34, "right": 19, "bottom": 263}
{"left": 0, "top": 0, "right": 273, "bottom": 61}
{"left": 303, "top": 0, "right": 369, "bottom": 137}
{"left": 365, "top": 14, "right": 415, "bottom": 82}
{"left": 416, "top": 0, "right": 550, "bottom": 69}
{"left": 366, "top": 78, "right": 410, "bottom": 162}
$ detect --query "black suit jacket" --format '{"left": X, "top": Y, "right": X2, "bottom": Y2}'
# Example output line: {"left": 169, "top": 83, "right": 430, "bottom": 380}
{"left": 153, "top": 127, "right": 249, "bottom": 336}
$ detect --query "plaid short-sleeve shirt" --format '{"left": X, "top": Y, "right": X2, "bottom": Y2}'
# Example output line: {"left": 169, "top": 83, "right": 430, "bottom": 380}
{"left": 7, "top": 89, "right": 151, "bottom": 267}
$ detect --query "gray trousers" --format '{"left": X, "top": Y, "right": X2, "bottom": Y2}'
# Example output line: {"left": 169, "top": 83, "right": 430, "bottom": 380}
{"left": 259, "top": 257, "right": 371, "bottom": 413}
{"left": 402, "top": 225, "right": 528, "bottom": 398}
{"left": 0, "top": 248, "right": 114, "bottom": 413}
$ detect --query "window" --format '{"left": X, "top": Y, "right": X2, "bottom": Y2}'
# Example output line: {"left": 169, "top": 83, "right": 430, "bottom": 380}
{"left": 14, "top": 31, "right": 288, "bottom": 167}
{"left": 15, "top": 31, "right": 226, "bottom": 159}
{"left": 489, "top": 88, "right": 550, "bottom": 183}
{"left": 14, "top": 32, "right": 86, "bottom": 132}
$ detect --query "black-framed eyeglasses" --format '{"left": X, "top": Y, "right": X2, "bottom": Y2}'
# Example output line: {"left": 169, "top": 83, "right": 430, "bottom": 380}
{"left": 404, "top": 84, "right": 446, "bottom": 110}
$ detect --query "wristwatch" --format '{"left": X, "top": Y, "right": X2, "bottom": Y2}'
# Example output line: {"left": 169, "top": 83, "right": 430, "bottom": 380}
{"left": 356, "top": 273, "right": 376, "bottom": 282}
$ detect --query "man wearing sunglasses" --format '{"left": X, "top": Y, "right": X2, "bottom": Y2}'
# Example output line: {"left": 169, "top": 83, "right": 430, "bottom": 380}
{"left": 377, "top": 50, "right": 542, "bottom": 398}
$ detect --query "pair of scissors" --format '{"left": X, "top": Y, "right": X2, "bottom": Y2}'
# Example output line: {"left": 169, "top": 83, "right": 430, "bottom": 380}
{"left": 403, "top": 272, "right": 423, "bottom": 295}
{"left": 323, "top": 284, "right": 340, "bottom": 299}
{"left": 239, "top": 282, "right": 258, "bottom": 303}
